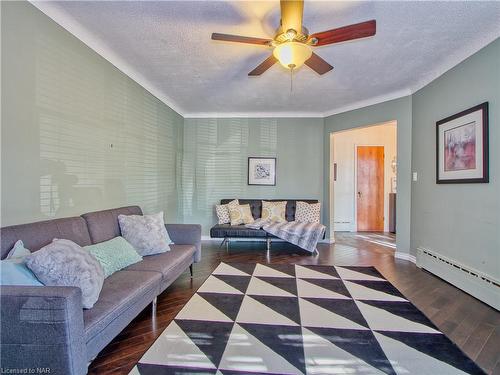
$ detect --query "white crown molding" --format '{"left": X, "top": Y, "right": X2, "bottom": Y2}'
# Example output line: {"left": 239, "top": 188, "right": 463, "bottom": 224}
{"left": 321, "top": 89, "right": 412, "bottom": 118}
{"left": 185, "top": 89, "right": 412, "bottom": 119}
{"left": 409, "top": 32, "right": 500, "bottom": 95}
{"left": 30, "top": 1, "right": 499, "bottom": 119}
{"left": 30, "top": 1, "right": 185, "bottom": 116}
{"left": 184, "top": 111, "right": 325, "bottom": 119}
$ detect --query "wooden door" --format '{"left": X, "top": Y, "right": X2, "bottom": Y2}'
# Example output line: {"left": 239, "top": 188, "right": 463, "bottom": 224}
{"left": 357, "top": 146, "right": 384, "bottom": 231}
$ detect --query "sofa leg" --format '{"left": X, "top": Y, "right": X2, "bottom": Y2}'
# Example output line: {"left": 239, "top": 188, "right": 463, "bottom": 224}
{"left": 152, "top": 296, "right": 157, "bottom": 316}
{"left": 189, "top": 264, "right": 193, "bottom": 278}
{"left": 266, "top": 238, "right": 271, "bottom": 260}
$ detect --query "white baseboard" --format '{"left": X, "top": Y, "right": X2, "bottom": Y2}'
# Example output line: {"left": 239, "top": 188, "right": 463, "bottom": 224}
{"left": 394, "top": 252, "right": 417, "bottom": 263}
{"left": 318, "top": 238, "right": 335, "bottom": 244}
{"left": 202, "top": 235, "right": 219, "bottom": 241}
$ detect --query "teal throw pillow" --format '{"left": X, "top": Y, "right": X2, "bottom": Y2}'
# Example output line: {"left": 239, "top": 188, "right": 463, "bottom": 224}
{"left": 1, "top": 240, "right": 43, "bottom": 286}
{"left": 85, "top": 236, "right": 142, "bottom": 278}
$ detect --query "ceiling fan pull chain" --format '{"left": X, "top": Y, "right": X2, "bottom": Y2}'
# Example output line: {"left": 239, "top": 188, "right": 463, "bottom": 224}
{"left": 290, "top": 66, "right": 293, "bottom": 92}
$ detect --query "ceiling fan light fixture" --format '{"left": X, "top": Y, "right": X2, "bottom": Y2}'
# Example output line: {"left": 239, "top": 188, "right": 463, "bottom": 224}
{"left": 273, "top": 41, "right": 312, "bottom": 70}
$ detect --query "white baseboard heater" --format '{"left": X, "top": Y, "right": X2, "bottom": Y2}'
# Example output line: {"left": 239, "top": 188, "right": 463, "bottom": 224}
{"left": 417, "top": 247, "right": 500, "bottom": 311}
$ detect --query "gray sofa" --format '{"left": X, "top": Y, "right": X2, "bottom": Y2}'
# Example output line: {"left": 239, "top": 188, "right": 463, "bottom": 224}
{"left": 0, "top": 206, "right": 201, "bottom": 375}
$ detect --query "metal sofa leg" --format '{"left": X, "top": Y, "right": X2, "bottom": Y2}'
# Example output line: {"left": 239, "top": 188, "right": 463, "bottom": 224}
{"left": 189, "top": 264, "right": 193, "bottom": 278}
{"left": 152, "top": 296, "right": 158, "bottom": 316}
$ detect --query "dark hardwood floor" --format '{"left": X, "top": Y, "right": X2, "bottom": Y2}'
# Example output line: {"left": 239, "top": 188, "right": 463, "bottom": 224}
{"left": 88, "top": 233, "right": 500, "bottom": 375}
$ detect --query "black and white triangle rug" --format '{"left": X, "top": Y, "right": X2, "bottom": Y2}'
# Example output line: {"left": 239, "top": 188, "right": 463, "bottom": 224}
{"left": 129, "top": 262, "right": 485, "bottom": 375}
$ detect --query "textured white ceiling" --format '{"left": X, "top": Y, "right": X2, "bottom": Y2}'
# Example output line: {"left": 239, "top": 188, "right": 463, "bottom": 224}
{"left": 33, "top": 1, "right": 500, "bottom": 117}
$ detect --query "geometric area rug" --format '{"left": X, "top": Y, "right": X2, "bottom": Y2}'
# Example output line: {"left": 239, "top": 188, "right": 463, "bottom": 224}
{"left": 130, "top": 263, "right": 485, "bottom": 375}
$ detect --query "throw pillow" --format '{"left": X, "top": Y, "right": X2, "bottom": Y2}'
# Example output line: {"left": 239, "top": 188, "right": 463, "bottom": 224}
{"left": 215, "top": 199, "right": 239, "bottom": 224}
{"left": 262, "top": 201, "right": 287, "bottom": 223}
{"left": 6, "top": 240, "right": 32, "bottom": 259}
{"left": 295, "top": 201, "right": 321, "bottom": 223}
{"left": 1, "top": 240, "right": 43, "bottom": 286}
{"left": 25, "top": 239, "right": 105, "bottom": 308}
{"left": 229, "top": 204, "right": 255, "bottom": 225}
{"left": 85, "top": 237, "right": 142, "bottom": 278}
{"left": 118, "top": 212, "right": 172, "bottom": 256}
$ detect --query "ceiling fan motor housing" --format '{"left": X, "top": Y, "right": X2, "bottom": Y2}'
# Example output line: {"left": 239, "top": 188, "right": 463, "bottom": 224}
{"left": 274, "top": 26, "right": 309, "bottom": 44}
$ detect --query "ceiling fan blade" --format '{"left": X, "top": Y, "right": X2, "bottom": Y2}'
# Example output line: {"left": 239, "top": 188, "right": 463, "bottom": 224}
{"left": 211, "top": 33, "right": 272, "bottom": 46}
{"left": 305, "top": 53, "right": 333, "bottom": 75}
{"left": 280, "top": 0, "right": 304, "bottom": 33}
{"left": 310, "top": 20, "right": 376, "bottom": 46}
{"left": 248, "top": 55, "right": 278, "bottom": 76}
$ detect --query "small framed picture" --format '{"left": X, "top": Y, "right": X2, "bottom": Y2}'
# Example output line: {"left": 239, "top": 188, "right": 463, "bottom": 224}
{"left": 248, "top": 157, "right": 276, "bottom": 186}
{"left": 436, "top": 102, "right": 488, "bottom": 184}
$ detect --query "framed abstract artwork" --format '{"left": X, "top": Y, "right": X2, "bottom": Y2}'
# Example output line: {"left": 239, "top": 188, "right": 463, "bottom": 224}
{"left": 436, "top": 102, "right": 489, "bottom": 184}
{"left": 248, "top": 157, "right": 276, "bottom": 186}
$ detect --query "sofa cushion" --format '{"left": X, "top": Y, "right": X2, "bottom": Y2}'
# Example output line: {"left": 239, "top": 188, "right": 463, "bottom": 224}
{"left": 123, "top": 244, "right": 196, "bottom": 279}
{"left": 0, "top": 217, "right": 92, "bottom": 260}
{"left": 210, "top": 224, "right": 268, "bottom": 238}
{"left": 81, "top": 206, "right": 143, "bottom": 244}
{"left": 83, "top": 270, "right": 161, "bottom": 344}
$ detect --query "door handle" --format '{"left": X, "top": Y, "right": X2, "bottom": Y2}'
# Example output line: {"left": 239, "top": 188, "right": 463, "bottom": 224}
{"left": 357, "top": 191, "right": 362, "bottom": 198}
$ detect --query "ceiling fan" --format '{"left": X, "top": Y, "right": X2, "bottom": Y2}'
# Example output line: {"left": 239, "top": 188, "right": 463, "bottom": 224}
{"left": 211, "top": 0, "right": 376, "bottom": 76}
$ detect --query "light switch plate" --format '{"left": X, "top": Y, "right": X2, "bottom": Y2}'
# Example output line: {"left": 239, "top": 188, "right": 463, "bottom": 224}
{"left": 412, "top": 172, "right": 418, "bottom": 181}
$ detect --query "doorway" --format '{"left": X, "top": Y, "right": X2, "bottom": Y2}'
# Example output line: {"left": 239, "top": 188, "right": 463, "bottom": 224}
{"left": 330, "top": 121, "right": 397, "bottom": 236}
{"left": 356, "top": 146, "right": 384, "bottom": 231}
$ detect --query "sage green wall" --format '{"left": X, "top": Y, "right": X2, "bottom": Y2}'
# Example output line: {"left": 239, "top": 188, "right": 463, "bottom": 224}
{"left": 411, "top": 38, "right": 499, "bottom": 279}
{"left": 182, "top": 118, "right": 324, "bottom": 235}
{"left": 1, "top": 2, "right": 183, "bottom": 226}
{"left": 324, "top": 97, "right": 413, "bottom": 254}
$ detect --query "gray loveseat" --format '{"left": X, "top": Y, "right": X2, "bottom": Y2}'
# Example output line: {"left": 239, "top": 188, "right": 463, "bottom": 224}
{"left": 0, "top": 206, "right": 201, "bottom": 375}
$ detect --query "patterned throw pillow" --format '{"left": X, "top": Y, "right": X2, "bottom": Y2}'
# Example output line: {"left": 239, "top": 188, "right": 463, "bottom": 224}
{"left": 25, "top": 239, "right": 105, "bottom": 309}
{"left": 229, "top": 204, "right": 255, "bottom": 225}
{"left": 262, "top": 201, "right": 287, "bottom": 223}
{"left": 215, "top": 199, "right": 239, "bottom": 224}
{"left": 295, "top": 201, "right": 321, "bottom": 223}
{"left": 118, "top": 212, "right": 172, "bottom": 256}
